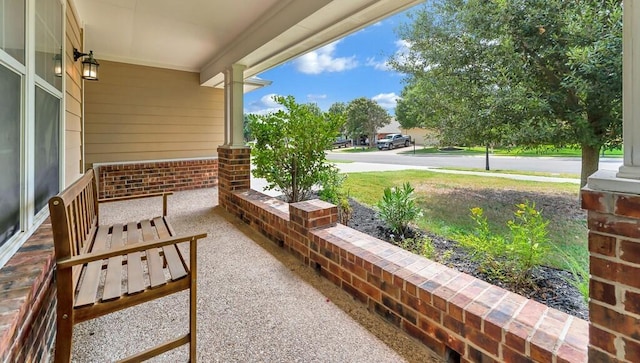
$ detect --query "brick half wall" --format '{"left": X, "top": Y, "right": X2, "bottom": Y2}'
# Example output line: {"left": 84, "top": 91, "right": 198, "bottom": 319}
{"left": 228, "top": 189, "right": 589, "bottom": 363}
{"left": 0, "top": 221, "right": 57, "bottom": 362}
{"left": 95, "top": 158, "right": 218, "bottom": 199}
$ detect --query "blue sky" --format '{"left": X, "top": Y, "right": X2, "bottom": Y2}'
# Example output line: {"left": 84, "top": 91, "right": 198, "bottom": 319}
{"left": 243, "top": 6, "right": 419, "bottom": 116}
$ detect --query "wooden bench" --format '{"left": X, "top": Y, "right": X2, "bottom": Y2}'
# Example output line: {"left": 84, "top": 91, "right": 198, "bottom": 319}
{"left": 48, "top": 169, "right": 206, "bottom": 362}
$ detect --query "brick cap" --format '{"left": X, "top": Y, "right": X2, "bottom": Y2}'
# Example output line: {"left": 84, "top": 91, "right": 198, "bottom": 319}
{"left": 586, "top": 170, "right": 640, "bottom": 195}
{"left": 290, "top": 199, "right": 336, "bottom": 212}
{"left": 217, "top": 145, "right": 251, "bottom": 150}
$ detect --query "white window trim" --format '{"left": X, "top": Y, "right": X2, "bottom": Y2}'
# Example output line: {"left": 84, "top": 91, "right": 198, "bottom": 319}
{"left": 0, "top": 0, "right": 65, "bottom": 268}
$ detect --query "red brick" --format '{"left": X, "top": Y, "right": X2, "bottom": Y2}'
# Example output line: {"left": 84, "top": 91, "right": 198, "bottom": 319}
{"left": 442, "top": 315, "right": 464, "bottom": 336}
{"left": 582, "top": 189, "right": 613, "bottom": 213}
{"left": 625, "top": 290, "right": 640, "bottom": 315}
{"left": 588, "top": 346, "right": 618, "bottom": 363}
{"left": 590, "top": 302, "right": 640, "bottom": 341}
{"left": 505, "top": 321, "right": 530, "bottom": 353}
{"left": 466, "top": 345, "right": 498, "bottom": 363}
{"left": 588, "top": 212, "right": 640, "bottom": 239}
{"left": 501, "top": 345, "right": 533, "bottom": 363}
{"left": 615, "top": 194, "right": 640, "bottom": 219}
{"left": 588, "top": 232, "right": 617, "bottom": 257}
{"left": 466, "top": 327, "right": 499, "bottom": 356}
{"left": 590, "top": 279, "right": 617, "bottom": 306}
{"left": 623, "top": 337, "right": 640, "bottom": 362}
{"left": 556, "top": 342, "right": 588, "bottom": 363}
{"left": 352, "top": 276, "right": 381, "bottom": 302}
{"left": 564, "top": 317, "right": 589, "bottom": 351}
{"left": 620, "top": 239, "right": 640, "bottom": 264}
{"left": 484, "top": 295, "right": 525, "bottom": 342}
{"left": 589, "top": 325, "right": 616, "bottom": 355}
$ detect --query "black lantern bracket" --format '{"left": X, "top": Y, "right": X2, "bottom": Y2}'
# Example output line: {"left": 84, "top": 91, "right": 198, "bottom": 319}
{"left": 73, "top": 47, "right": 99, "bottom": 81}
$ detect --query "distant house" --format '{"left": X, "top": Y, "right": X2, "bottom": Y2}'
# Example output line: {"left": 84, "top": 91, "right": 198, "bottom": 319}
{"left": 376, "top": 119, "right": 402, "bottom": 140}
{"left": 400, "top": 127, "right": 438, "bottom": 146}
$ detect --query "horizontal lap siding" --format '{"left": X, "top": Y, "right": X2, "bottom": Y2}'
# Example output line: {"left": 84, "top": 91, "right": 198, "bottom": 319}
{"left": 65, "top": 2, "right": 83, "bottom": 186}
{"left": 84, "top": 61, "right": 223, "bottom": 166}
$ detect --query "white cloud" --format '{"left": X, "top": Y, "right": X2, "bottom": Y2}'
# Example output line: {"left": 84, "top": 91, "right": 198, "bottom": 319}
{"left": 294, "top": 41, "right": 358, "bottom": 75}
{"left": 392, "top": 39, "right": 412, "bottom": 67}
{"left": 372, "top": 92, "right": 400, "bottom": 109}
{"left": 366, "top": 57, "right": 390, "bottom": 71}
{"left": 245, "top": 93, "right": 285, "bottom": 115}
{"left": 307, "top": 94, "right": 327, "bottom": 102}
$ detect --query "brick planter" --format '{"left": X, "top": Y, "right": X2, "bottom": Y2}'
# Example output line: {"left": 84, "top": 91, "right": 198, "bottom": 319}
{"left": 227, "top": 189, "right": 589, "bottom": 363}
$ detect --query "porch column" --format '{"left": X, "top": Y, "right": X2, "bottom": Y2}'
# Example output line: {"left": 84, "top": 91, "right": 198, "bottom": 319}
{"left": 218, "top": 64, "right": 251, "bottom": 210}
{"left": 223, "top": 64, "right": 246, "bottom": 146}
{"left": 582, "top": 3, "right": 640, "bottom": 362}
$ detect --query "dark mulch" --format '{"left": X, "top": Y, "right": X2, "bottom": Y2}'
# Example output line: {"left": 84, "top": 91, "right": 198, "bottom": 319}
{"left": 347, "top": 198, "right": 589, "bottom": 321}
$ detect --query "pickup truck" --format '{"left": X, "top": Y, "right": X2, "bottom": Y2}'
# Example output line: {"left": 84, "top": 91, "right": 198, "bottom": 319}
{"left": 376, "top": 134, "right": 411, "bottom": 150}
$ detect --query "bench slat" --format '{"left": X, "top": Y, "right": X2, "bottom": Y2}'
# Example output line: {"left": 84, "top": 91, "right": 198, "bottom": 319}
{"left": 103, "top": 224, "right": 124, "bottom": 301}
{"left": 141, "top": 219, "right": 165, "bottom": 288}
{"left": 74, "top": 226, "right": 109, "bottom": 307}
{"left": 126, "top": 222, "right": 145, "bottom": 294}
{"left": 153, "top": 217, "right": 187, "bottom": 280}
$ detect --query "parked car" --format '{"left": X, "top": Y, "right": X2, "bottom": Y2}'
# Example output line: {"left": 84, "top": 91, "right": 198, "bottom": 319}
{"left": 376, "top": 134, "right": 411, "bottom": 150}
{"left": 332, "top": 137, "right": 352, "bottom": 148}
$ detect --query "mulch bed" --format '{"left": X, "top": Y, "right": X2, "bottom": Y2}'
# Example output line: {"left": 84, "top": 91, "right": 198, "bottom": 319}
{"left": 346, "top": 199, "right": 589, "bottom": 321}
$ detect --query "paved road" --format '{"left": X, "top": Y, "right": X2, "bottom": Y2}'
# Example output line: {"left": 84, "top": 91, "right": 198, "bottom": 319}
{"left": 327, "top": 146, "right": 623, "bottom": 174}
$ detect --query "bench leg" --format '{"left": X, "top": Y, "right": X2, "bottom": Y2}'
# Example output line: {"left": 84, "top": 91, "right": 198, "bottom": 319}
{"left": 54, "top": 311, "right": 73, "bottom": 363}
{"left": 189, "top": 237, "right": 197, "bottom": 363}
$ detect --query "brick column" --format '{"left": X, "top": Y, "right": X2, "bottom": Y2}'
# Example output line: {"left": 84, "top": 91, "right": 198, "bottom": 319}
{"left": 582, "top": 188, "right": 640, "bottom": 362}
{"left": 217, "top": 146, "right": 251, "bottom": 211}
{"left": 288, "top": 200, "right": 338, "bottom": 265}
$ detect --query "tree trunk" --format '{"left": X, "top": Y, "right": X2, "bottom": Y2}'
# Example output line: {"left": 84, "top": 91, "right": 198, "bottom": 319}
{"left": 485, "top": 144, "right": 490, "bottom": 171}
{"left": 581, "top": 144, "right": 600, "bottom": 188}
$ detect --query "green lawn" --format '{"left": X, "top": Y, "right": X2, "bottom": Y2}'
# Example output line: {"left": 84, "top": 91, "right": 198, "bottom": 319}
{"left": 341, "top": 170, "right": 587, "bottom": 271}
{"left": 400, "top": 146, "right": 623, "bottom": 157}
{"left": 340, "top": 146, "right": 379, "bottom": 153}
{"left": 440, "top": 167, "right": 580, "bottom": 179}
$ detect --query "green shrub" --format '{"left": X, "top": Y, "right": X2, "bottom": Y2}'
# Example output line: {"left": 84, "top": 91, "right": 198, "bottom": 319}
{"left": 248, "top": 95, "right": 344, "bottom": 202}
{"left": 396, "top": 236, "right": 435, "bottom": 259}
{"left": 459, "top": 201, "right": 551, "bottom": 287}
{"left": 506, "top": 201, "right": 550, "bottom": 286}
{"left": 377, "top": 182, "right": 422, "bottom": 237}
{"left": 318, "top": 167, "right": 352, "bottom": 225}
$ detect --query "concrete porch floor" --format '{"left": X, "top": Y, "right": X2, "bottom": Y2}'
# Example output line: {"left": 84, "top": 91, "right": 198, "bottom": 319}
{"left": 70, "top": 187, "right": 440, "bottom": 362}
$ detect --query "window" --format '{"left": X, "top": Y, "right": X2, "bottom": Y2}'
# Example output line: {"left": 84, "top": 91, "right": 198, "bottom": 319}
{"left": 0, "top": 0, "right": 63, "bottom": 267}
{"left": 0, "top": 66, "right": 21, "bottom": 248}
{"left": 0, "top": 0, "right": 25, "bottom": 64}
{"left": 35, "top": 0, "right": 62, "bottom": 90}
{"left": 35, "top": 86, "right": 60, "bottom": 211}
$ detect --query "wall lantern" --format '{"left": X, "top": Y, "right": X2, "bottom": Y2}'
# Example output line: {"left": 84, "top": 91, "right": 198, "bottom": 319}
{"left": 53, "top": 51, "right": 63, "bottom": 77}
{"left": 73, "top": 48, "right": 99, "bottom": 81}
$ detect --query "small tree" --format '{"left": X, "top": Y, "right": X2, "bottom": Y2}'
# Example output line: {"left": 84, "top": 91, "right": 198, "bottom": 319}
{"left": 346, "top": 98, "right": 391, "bottom": 147}
{"left": 248, "top": 95, "right": 344, "bottom": 203}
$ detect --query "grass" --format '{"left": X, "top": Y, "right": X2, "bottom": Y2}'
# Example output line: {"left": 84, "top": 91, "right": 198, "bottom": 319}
{"left": 340, "top": 147, "right": 380, "bottom": 153}
{"left": 341, "top": 170, "right": 587, "bottom": 271}
{"left": 441, "top": 167, "right": 580, "bottom": 179}
{"left": 401, "top": 146, "right": 623, "bottom": 158}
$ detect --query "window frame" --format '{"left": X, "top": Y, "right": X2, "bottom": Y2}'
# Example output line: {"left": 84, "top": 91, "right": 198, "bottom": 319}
{"left": 0, "top": 0, "right": 65, "bottom": 268}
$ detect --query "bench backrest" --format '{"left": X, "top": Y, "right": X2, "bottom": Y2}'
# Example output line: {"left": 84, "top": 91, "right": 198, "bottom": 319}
{"left": 48, "top": 169, "right": 100, "bottom": 289}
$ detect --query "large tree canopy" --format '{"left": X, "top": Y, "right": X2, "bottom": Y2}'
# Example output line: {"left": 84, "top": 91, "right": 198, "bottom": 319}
{"left": 391, "top": 0, "right": 622, "bottom": 186}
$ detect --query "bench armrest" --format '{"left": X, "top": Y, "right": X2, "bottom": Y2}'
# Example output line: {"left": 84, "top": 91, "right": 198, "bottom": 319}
{"left": 98, "top": 192, "right": 173, "bottom": 216}
{"left": 56, "top": 232, "right": 207, "bottom": 269}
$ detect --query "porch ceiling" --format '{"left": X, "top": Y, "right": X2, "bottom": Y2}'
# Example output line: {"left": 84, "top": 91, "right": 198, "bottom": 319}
{"left": 72, "top": 0, "right": 423, "bottom": 87}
